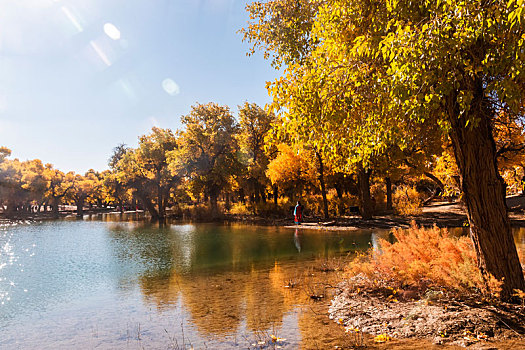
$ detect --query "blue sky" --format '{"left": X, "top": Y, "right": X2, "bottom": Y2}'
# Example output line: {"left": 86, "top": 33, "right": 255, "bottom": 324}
{"left": 0, "top": 0, "right": 278, "bottom": 173}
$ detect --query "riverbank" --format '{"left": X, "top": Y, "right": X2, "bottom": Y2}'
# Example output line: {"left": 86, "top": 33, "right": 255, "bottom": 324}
{"left": 328, "top": 280, "right": 525, "bottom": 349}
{"left": 229, "top": 196, "right": 525, "bottom": 231}
{"left": 321, "top": 212, "right": 525, "bottom": 349}
{"left": 4, "top": 196, "right": 525, "bottom": 231}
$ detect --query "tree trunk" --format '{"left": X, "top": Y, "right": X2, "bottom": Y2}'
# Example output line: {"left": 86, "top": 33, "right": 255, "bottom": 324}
{"left": 260, "top": 187, "right": 266, "bottom": 203}
{"left": 157, "top": 186, "right": 165, "bottom": 219}
{"left": 239, "top": 188, "right": 245, "bottom": 204}
{"left": 404, "top": 159, "right": 445, "bottom": 196}
{"left": 118, "top": 198, "right": 124, "bottom": 214}
{"left": 357, "top": 165, "right": 373, "bottom": 220}
{"left": 52, "top": 197, "right": 60, "bottom": 218}
{"left": 273, "top": 185, "right": 278, "bottom": 208}
{"left": 5, "top": 199, "right": 16, "bottom": 218}
{"left": 210, "top": 190, "right": 219, "bottom": 218}
{"left": 421, "top": 171, "right": 444, "bottom": 206}
{"left": 315, "top": 150, "right": 329, "bottom": 219}
{"left": 335, "top": 184, "right": 343, "bottom": 199}
{"left": 334, "top": 183, "right": 345, "bottom": 216}
{"left": 385, "top": 177, "right": 393, "bottom": 211}
{"left": 140, "top": 195, "right": 159, "bottom": 220}
{"left": 225, "top": 192, "right": 231, "bottom": 211}
{"left": 76, "top": 198, "right": 84, "bottom": 217}
{"left": 447, "top": 86, "right": 525, "bottom": 299}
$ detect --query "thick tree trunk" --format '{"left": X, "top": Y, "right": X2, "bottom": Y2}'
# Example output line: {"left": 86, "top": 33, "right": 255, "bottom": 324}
{"left": 315, "top": 151, "right": 329, "bottom": 219}
{"left": 447, "top": 86, "right": 525, "bottom": 299}
{"left": 140, "top": 195, "right": 159, "bottom": 220}
{"left": 209, "top": 187, "right": 219, "bottom": 218}
{"left": 335, "top": 184, "right": 343, "bottom": 199}
{"left": 385, "top": 177, "right": 393, "bottom": 211}
{"left": 357, "top": 165, "right": 373, "bottom": 220}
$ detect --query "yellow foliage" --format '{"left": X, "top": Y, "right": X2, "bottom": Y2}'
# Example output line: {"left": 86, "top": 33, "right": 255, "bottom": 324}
{"left": 229, "top": 202, "right": 252, "bottom": 215}
{"left": 433, "top": 147, "right": 460, "bottom": 198}
{"left": 266, "top": 144, "right": 311, "bottom": 186}
{"left": 501, "top": 166, "right": 524, "bottom": 195}
{"left": 393, "top": 185, "right": 422, "bottom": 216}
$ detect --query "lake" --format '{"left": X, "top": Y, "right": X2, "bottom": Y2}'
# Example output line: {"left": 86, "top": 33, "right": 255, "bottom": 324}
{"left": 1, "top": 217, "right": 524, "bottom": 349}
{"left": 0, "top": 216, "right": 386, "bottom": 349}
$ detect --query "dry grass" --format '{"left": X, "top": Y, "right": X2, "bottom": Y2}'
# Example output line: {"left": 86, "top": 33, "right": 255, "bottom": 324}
{"left": 229, "top": 202, "right": 252, "bottom": 215}
{"left": 346, "top": 222, "right": 512, "bottom": 298}
{"left": 393, "top": 185, "right": 422, "bottom": 216}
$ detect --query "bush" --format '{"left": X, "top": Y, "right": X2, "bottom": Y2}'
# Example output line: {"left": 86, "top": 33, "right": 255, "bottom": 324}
{"left": 179, "top": 202, "right": 225, "bottom": 220}
{"left": 302, "top": 194, "right": 325, "bottom": 217}
{"left": 393, "top": 185, "right": 422, "bottom": 216}
{"left": 228, "top": 202, "right": 252, "bottom": 215}
{"left": 327, "top": 193, "right": 359, "bottom": 217}
{"left": 371, "top": 183, "right": 387, "bottom": 212}
{"left": 347, "top": 222, "right": 506, "bottom": 297}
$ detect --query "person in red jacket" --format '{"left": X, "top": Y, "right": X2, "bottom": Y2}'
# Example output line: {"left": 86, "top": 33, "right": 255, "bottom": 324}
{"left": 294, "top": 201, "right": 303, "bottom": 224}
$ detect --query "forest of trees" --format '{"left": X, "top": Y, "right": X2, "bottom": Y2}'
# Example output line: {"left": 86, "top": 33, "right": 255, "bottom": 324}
{"left": 1, "top": 0, "right": 525, "bottom": 297}
{"left": 1, "top": 100, "right": 524, "bottom": 224}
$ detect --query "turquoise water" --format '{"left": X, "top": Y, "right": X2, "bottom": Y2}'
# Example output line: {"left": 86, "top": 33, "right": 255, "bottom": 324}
{"left": 0, "top": 218, "right": 382, "bottom": 349}
{"left": 1, "top": 218, "right": 523, "bottom": 349}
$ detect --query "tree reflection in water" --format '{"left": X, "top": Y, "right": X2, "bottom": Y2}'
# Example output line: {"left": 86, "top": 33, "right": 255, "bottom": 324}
{"left": 107, "top": 222, "right": 375, "bottom": 347}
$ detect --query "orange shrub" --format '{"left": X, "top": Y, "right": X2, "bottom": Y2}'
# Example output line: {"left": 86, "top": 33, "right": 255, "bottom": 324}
{"left": 347, "top": 222, "right": 505, "bottom": 297}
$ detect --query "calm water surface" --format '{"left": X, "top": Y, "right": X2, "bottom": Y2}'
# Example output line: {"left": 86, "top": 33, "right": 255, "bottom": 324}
{"left": 0, "top": 217, "right": 524, "bottom": 349}
{"left": 0, "top": 216, "right": 383, "bottom": 349}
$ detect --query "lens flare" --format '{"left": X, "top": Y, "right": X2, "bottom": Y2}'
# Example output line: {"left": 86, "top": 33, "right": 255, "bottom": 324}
{"left": 90, "top": 41, "right": 111, "bottom": 66}
{"left": 162, "top": 78, "right": 180, "bottom": 96}
{"left": 103, "top": 23, "right": 121, "bottom": 40}
{"left": 61, "top": 6, "right": 83, "bottom": 32}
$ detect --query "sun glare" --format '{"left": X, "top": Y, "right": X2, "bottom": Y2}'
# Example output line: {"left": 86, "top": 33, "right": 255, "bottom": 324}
{"left": 103, "top": 23, "right": 121, "bottom": 40}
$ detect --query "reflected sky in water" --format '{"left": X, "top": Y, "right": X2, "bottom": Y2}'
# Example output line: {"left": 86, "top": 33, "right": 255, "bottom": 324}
{"left": 0, "top": 219, "right": 383, "bottom": 349}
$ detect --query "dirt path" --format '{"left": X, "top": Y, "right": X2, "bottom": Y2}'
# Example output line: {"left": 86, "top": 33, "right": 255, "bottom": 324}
{"left": 275, "top": 196, "right": 525, "bottom": 231}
